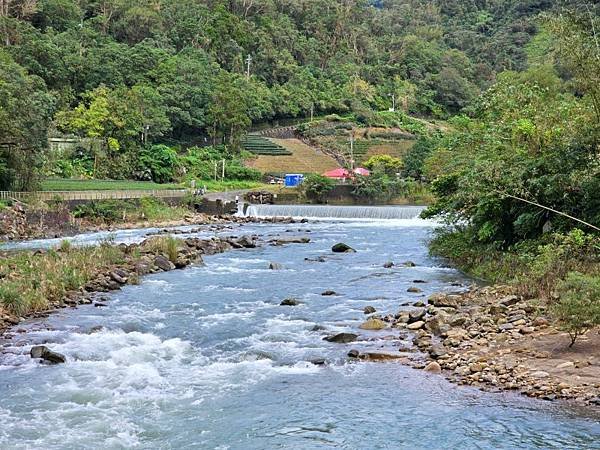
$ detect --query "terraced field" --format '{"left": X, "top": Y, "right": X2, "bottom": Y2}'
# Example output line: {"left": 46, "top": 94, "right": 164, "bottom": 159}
{"left": 363, "top": 141, "right": 414, "bottom": 160}
{"left": 241, "top": 135, "right": 292, "bottom": 155}
{"left": 314, "top": 136, "right": 415, "bottom": 164}
{"left": 245, "top": 139, "right": 339, "bottom": 174}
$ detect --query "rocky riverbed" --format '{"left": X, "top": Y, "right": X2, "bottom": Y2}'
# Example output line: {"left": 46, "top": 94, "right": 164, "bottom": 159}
{"left": 0, "top": 231, "right": 312, "bottom": 341}
{"left": 353, "top": 284, "right": 600, "bottom": 406}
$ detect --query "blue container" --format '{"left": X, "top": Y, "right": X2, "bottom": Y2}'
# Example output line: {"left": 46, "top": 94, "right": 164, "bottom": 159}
{"left": 284, "top": 174, "right": 304, "bottom": 187}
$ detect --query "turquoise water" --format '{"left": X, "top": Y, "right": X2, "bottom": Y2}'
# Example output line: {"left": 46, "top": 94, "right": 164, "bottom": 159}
{"left": 0, "top": 217, "right": 598, "bottom": 449}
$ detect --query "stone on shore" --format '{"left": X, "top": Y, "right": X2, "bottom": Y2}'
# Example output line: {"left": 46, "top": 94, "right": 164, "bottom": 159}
{"left": 407, "top": 321, "right": 425, "bottom": 330}
{"left": 154, "top": 255, "right": 175, "bottom": 271}
{"left": 323, "top": 333, "right": 358, "bottom": 343}
{"left": 424, "top": 361, "right": 442, "bottom": 373}
{"left": 331, "top": 243, "right": 356, "bottom": 253}
{"left": 428, "top": 293, "right": 459, "bottom": 309}
{"left": 359, "top": 318, "right": 387, "bottom": 330}
{"left": 109, "top": 269, "right": 129, "bottom": 284}
{"left": 30, "top": 345, "right": 66, "bottom": 364}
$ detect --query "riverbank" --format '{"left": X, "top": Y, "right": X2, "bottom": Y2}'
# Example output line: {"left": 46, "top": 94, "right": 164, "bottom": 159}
{"left": 0, "top": 230, "right": 313, "bottom": 339}
{"left": 361, "top": 284, "right": 600, "bottom": 406}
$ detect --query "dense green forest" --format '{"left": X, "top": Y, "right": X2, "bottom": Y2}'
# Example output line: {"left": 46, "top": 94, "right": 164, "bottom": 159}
{"left": 0, "top": 0, "right": 583, "bottom": 189}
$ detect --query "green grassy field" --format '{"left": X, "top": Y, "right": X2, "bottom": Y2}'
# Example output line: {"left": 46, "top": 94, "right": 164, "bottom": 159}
{"left": 201, "top": 180, "right": 266, "bottom": 192}
{"left": 42, "top": 179, "right": 184, "bottom": 191}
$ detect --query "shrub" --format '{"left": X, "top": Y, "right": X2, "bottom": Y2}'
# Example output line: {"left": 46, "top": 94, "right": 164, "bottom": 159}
{"left": 138, "top": 145, "right": 179, "bottom": 183}
{"left": 142, "top": 236, "right": 182, "bottom": 262}
{"left": 73, "top": 200, "right": 126, "bottom": 223}
{"left": 225, "top": 164, "right": 262, "bottom": 181}
{"left": 0, "top": 283, "right": 27, "bottom": 316}
{"left": 303, "top": 174, "right": 335, "bottom": 203}
{"left": 551, "top": 272, "right": 600, "bottom": 347}
{"left": 364, "top": 155, "right": 403, "bottom": 177}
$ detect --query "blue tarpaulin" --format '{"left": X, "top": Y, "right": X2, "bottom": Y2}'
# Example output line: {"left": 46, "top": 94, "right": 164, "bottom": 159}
{"left": 284, "top": 174, "right": 304, "bottom": 187}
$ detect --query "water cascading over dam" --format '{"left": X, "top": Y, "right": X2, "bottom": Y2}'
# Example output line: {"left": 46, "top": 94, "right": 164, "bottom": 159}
{"left": 243, "top": 204, "right": 426, "bottom": 220}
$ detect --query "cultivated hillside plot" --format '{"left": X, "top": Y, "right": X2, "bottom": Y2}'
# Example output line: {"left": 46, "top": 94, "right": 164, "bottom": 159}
{"left": 246, "top": 138, "right": 339, "bottom": 174}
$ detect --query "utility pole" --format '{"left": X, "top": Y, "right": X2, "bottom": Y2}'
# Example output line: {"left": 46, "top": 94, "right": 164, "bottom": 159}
{"left": 350, "top": 133, "right": 354, "bottom": 170}
{"left": 245, "top": 54, "right": 252, "bottom": 79}
{"left": 389, "top": 93, "right": 396, "bottom": 112}
{"left": 310, "top": 103, "right": 314, "bottom": 122}
{"left": 221, "top": 159, "right": 226, "bottom": 180}
{"left": 214, "top": 161, "right": 217, "bottom": 181}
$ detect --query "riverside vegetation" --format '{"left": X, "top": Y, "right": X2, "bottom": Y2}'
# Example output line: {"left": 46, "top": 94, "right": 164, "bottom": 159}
{"left": 0, "top": 0, "right": 588, "bottom": 192}
{"left": 421, "top": 8, "right": 600, "bottom": 348}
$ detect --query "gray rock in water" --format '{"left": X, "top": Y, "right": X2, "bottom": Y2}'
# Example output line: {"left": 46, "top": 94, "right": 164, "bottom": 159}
{"left": 347, "top": 349, "right": 360, "bottom": 358}
{"left": 403, "top": 261, "right": 416, "bottom": 267}
{"left": 323, "top": 333, "right": 358, "bottom": 343}
{"left": 235, "top": 236, "right": 256, "bottom": 248}
{"left": 272, "top": 237, "right": 311, "bottom": 246}
{"left": 30, "top": 345, "right": 66, "bottom": 364}
{"left": 407, "top": 287, "right": 423, "bottom": 293}
{"left": 383, "top": 261, "right": 394, "bottom": 268}
{"left": 269, "top": 262, "right": 283, "bottom": 270}
{"left": 331, "top": 243, "right": 356, "bottom": 253}
{"left": 154, "top": 255, "right": 175, "bottom": 271}
{"left": 321, "top": 290, "right": 337, "bottom": 296}
{"left": 310, "top": 358, "right": 326, "bottom": 366}
{"left": 363, "top": 306, "right": 377, "bottom": 314}
{"left": 280, "top": 298, "right": 301, "bottom": 306}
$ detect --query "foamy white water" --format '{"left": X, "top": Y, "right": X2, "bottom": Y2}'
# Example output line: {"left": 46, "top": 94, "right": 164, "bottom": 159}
{"left": 244, "top": 204, "right": 427, "bottom": 220}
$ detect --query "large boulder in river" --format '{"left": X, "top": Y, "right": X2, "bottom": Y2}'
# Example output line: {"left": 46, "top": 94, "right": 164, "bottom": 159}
{"left": 269, "top": 262, "right": 283, "bottom": 270}
{"left": 323, "top": 333, "right": 358, "bottom": 343}
{"left": 280, "top": 298, "right": 301, "bottom": 306}
{"left": 30, "top": 345, "right": 66, "bottom": 364}
{"left": 331, "top": 243, "right": 356, "bottom": 253}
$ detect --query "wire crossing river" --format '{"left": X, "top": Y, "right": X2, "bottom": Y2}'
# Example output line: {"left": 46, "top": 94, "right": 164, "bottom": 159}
{"left": 0, "top": 216, "right": 599, "bottom": 449}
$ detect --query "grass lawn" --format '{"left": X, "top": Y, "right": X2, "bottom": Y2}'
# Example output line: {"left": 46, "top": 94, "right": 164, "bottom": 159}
{"left": 41, "top": 179, "right": 184, "bottom": 191}
{"left": 200, "top": 180, "right": 266, "bottom": 192}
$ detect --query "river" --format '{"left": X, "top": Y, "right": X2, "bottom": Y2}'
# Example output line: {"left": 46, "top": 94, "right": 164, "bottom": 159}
{"left": 0, "top": 207, "right": 598, "bottom": 449}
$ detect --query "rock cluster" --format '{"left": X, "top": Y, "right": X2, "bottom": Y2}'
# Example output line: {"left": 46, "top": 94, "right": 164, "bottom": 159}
{"left": 382, "top": 286, "right": 600, "bottom": 405}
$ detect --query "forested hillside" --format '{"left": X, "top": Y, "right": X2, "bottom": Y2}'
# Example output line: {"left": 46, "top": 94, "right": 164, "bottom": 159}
{"left": 0, "top": 0, "right": 574, "bottom": 189}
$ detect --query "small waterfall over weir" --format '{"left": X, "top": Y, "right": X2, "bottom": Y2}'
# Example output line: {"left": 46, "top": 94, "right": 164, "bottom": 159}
{"left": 243, "top": 204, "right": 426, "bottom": 220}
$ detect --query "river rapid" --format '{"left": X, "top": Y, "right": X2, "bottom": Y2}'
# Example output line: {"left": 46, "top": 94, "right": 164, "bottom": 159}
{"left": 0, "top": 207, "right": 599, "bottom": 449}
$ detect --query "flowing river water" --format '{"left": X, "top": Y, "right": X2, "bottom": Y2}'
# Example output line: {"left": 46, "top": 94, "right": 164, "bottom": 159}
{"left": 0, "top": 207, "right": 599, "bottom": 449}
